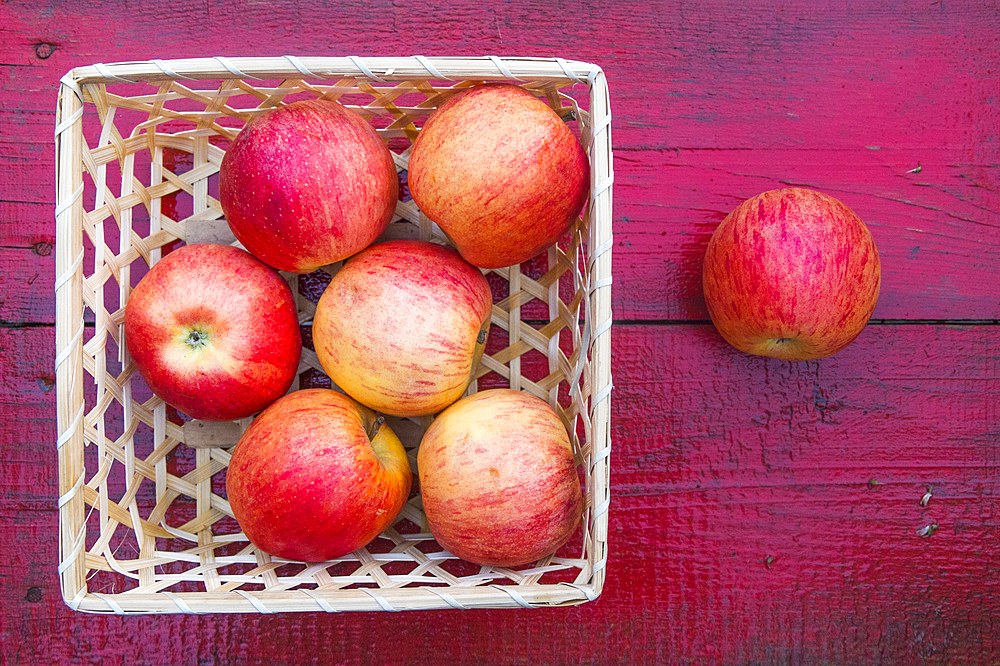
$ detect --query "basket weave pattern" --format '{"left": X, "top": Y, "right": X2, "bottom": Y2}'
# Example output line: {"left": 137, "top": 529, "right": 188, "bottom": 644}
{"left": 54, "top": 56, "right": 613, "bottom": 614}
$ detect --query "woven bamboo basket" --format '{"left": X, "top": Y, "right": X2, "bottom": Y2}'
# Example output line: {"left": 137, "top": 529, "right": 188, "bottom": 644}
{"left": 54, "top": 56, "right": 613, "bottom": 614}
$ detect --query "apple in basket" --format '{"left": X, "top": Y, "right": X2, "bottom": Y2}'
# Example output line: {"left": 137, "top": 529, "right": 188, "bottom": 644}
{"left": 702, "top": 187, "right": 881, "bottom": 361}
{"left": 124, "top": 243, "right": 301, "bottom": 421}
{"left": 226, "top": 389, "right": 412, "bottom": 562}
{"left": 407, "top": 83, "right": 590, "bottom": 269}
{"left": 312, "top": 239, "right": 493, "bottom": 418}
{"left": 219, "top": 99, "right": 399, "bottom": 273}
{"left": 417, "top": 389, "right": 584, "bottom": 567}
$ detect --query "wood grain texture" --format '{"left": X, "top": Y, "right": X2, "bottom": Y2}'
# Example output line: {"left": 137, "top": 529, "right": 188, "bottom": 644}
{"left": 3, "top": 325, "right": 1000, "bottom": 664}
{"left": 1, "top": 0, "right": 998, "bottom": 663}
{"left": 1, "top": 0, "right": 997, "bottom": 322}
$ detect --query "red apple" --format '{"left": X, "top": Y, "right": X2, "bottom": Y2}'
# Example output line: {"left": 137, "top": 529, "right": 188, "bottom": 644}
{"left": 226, "top": 389, "right": 412, "bottom": 562}
{"left": 407, "top": 83, "right": 590, "bottom": 269}
{"left": 312, "top": 239, "right": 493, "bottom": 418}
{"left": 417, "top": 388, "right": 583, "bottom": 567}
{"left": 702, "top": 187, "right": 881, "bottom": 361}
{"left": 124, "top": 243, "right": 301, "bottom": 421}
{"left": 219, "top": 99, "right": 398, "bottom": 273}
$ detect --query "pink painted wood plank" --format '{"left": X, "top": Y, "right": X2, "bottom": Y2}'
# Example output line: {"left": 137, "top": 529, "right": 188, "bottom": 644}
{"left": 2, "top": 1, "right": 997, "bottom": 322}
{"left": 4, "top": 324, "right": 999, "bottom": 664}
{"left": 0, "top": 247, "right": 55, "bottom": 325}
{"left": 616, "top": 150, "right": 1000, "bottom": 321}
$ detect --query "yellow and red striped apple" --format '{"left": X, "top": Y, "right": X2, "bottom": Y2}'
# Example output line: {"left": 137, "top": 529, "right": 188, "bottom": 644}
{"left": 703, "top": 187, "right": 881, "bottom": 361}
{"left": 312, "top": 239, "right": 492, "bottom": 418}
{"left": 417, "top": 389, "right": 583, "bottom": 567}
{"left": 408, "top": 83, "right": 590, "bottom": 269}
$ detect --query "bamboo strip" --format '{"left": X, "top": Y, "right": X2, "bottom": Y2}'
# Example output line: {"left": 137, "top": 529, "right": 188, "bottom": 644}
{"left": 55, "top": 76, "right": 88, "bottom": 607}
{"left": 68, "top": 56, "right": 601, "bottom": 86}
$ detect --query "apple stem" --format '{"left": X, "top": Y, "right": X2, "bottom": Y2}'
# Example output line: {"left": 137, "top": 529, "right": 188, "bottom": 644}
{"left": 368, "top": 415, "right": 385, "bottom": 441}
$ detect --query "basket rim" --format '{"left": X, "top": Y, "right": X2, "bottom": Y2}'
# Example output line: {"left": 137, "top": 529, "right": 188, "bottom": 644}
{"left": 70, "top": 580, "right": 603, "bottom": 615}
{"left": 62, "top": 55, "right": 604, "bottom": 88}
{"left": 53, "top": 56, "right": 614, "bottom": 613}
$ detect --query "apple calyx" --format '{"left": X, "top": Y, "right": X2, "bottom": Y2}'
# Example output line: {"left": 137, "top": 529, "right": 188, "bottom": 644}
{"left": 183, "top": 328, "right": 210, "bottom": 350}
{"left": 758, "top": 336, "right": 819, "bottom": 361}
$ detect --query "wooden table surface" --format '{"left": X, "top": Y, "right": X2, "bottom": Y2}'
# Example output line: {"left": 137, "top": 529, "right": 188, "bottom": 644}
{"left": 3, "top": 1, "right": 999, "bottom": 664}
